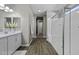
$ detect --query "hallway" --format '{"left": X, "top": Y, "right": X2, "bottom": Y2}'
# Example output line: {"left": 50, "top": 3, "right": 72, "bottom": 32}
{"left": 26, "top": 36, "right": 57, "bottom": 55}
{"left": 0, "top": 4, "right": 79, "bottom": 55}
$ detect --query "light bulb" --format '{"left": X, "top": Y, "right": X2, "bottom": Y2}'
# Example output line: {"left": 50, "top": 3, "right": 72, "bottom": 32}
{"left": 0, "top": 4, "right": 5, "bottom": 10}
{"left": 5, "top": 6, "right": 9, "bottom": 10}
{"left": 4, "top": 9, "right": 8, "bottom": 12}
{"left": 0, "top": 4, "right": 5, "bottom": 7}
{"left": 9, "top": 9, "right": 13, "bottom": 12}
{"left": 0, "top": 7, "right": 4, "bottom": 10}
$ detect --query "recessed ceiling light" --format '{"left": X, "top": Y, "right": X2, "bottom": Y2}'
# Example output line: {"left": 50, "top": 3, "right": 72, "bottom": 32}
{"left": 38, "top": 9, "right": 41, "bottom": 12}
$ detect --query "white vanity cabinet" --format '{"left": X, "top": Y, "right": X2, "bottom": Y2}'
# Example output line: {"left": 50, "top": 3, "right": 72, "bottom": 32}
{"left": 8, "top": 35, "right": 16, "bottom": 55}
{"left": 8, "top": 33, "right": 21, "bottom": 55}
{"left": 0, "top": 31, "right": 22, "bottom": 55}
{"left": 0, "top": 37, "right": 7, "bottom": 55}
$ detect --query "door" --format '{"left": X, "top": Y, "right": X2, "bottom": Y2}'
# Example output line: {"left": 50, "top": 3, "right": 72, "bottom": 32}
{"left": 71, "top": 10, "right": 79, "bottom": 55}
{"left": 8, "top": 35, "right": 16, "bottom": 55}
{"left": 0, "top": 38, "right": 7, "bottom": 55}
{"left": 38, "top": 20, "right": 43, "bottom": 35}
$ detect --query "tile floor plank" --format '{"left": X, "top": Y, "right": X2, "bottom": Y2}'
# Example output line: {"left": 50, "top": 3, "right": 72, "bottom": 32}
{"left": 26, "top": 38, "right": 58, "bottom": 55}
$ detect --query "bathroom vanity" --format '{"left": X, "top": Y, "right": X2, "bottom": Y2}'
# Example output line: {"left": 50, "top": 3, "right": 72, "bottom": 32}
{"left": 0, "top": 31, "right": 22, "bottom": 55}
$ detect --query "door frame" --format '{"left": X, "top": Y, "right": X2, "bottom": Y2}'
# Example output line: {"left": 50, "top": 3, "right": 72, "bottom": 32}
{"left": 63, "top": 8, "right": 71, "bottom": 55}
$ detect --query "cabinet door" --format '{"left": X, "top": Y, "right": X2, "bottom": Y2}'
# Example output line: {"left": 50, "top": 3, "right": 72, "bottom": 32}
{"left": 8, "top": 35, "right": 16, "bottom": 55}
{"left": 17, "top": 34, "right": 21, "bottom": 47}
{"left": 0, "top": 38, "right": 7, "bottom": 55}
{"left": 15, "top": 34, "right": 21, "bottom": 49}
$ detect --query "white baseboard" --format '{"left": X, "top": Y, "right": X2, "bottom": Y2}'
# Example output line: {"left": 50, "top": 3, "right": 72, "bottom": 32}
{"left": 32, "top": 36, "right": 37, "bottom": 38}
{"left": 22, "top": 39, "right": 33, "bottom": 47}
{"left": 21, "top": 44, "right": 30, "bottom": 46}
{"left": 43, "top": 36, "right": 47, "bottom": 38}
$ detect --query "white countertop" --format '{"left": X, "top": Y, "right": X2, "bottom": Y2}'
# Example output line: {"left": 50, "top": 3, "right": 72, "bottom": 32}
{"left": 0, "top": 31, "right": 22, "bottom": 38}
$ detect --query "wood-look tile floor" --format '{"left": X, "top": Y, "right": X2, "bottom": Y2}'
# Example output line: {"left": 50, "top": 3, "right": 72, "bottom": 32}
{"left": 26, "top": 38, "right": 58, "bottom": 55}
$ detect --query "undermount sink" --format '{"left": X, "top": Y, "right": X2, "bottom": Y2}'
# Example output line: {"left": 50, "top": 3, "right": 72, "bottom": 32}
{"left": 4, "top": 32, "right": 8, "bottom": 34}
{"left": 0, "top": 32, "right": 8, "bottom": 35}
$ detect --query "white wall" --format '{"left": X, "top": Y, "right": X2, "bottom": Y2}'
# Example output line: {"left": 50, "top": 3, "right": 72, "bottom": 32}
{"left": 47, "top": 11, "right": 63, "bottom": 55}
{"left": 52, "top": 18, "right": 63, "bottom": 55}
{"left": 47, "top": 11, "right": 55, "bottom": 49}
{"left": 43, "top": 15, "right": 47, "bottom": 37}
{"left": 47, "top": 11, "right": 56, "bottom": 43}
{"left": 14, "top": 5, "right": 33, "bottom": 44}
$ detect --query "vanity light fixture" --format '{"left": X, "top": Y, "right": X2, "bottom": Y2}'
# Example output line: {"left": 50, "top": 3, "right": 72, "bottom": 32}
{"left": 5, "top": 6, "right": 9, "bottom": 10}
{"left": 9, "top": 9, "right": 13, "bottom": 12}
{"left": 0, "top": 4, "right": 14, "bottom": 12}
{"left": 4, "top": 9, "right": 8, "bottom": 12}
{"left": 0, "top": 4, "right": 5, "bottom": 10}
{"left": 0, "top": 4, "right": 5, "bottom": 7}
{"left": 0, "top": 7, "right": 4, "bottom": 10}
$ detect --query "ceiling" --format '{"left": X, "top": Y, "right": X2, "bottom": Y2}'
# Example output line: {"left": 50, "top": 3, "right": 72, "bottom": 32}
{"left": 6, "top": 4, "right": 70, "bottom": 16}
{"left": 30, "top": 4, "right": 67, "bottom": 16}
